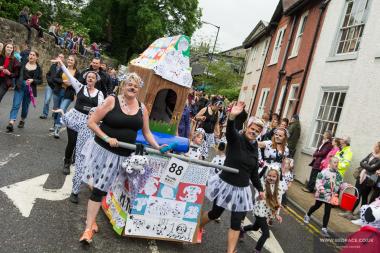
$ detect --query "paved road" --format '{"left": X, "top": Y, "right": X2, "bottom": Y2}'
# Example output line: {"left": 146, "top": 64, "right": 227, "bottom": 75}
{"left": 0, "top": 90, "right": 340, "bottom": 253}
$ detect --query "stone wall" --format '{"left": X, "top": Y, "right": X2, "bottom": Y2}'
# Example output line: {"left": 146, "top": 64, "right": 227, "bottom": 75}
{"left": 0, "top": 17, "right": 117, "bottom": 82}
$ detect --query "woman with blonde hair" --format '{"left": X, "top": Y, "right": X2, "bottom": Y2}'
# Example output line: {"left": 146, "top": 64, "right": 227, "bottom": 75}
{"left": 78, "top": 72, "right": 166, "bottom": 244}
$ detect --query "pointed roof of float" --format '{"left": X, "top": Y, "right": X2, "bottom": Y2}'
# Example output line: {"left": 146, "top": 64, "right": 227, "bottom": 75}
{"left": 130, "top": 35, "right": 192, "bottom": 88}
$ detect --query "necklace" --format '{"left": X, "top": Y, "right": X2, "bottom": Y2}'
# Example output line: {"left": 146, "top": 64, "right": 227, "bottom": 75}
{"left": 120, "top": 96, "right": 132, "bottom": 114}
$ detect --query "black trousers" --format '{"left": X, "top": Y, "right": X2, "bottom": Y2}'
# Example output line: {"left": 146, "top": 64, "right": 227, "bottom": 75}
{"left": 307, "top": 200, "right": 332, "bottom": 228}
{"left": 22, "top": 23, "right": 32, "bottom": 43}
{"left": 352, "top": 178, "right": 372, "bottom": 212}
{"left": 64, "top": 128, "right": 77, "bottom": 162}
{"left": 207, "top": 200, "right": 247, "bottom": 231}
{"left": 370, "top": 187, "right": 380, "bottom": 203}
{"left": 243, "top": 216, "right": 270, "bottom": 251}
{"left": 307, "top": 168, "right": 320, "bottom": 192}
{"left": 0, "top": 80, "right": 9, "bottom": 103}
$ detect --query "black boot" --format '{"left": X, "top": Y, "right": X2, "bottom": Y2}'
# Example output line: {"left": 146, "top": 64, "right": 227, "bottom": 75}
{"left": 69, "top": 193, "right": 79, "bottom": 204}
{"left": 63, "top": 159, "right": 71, "bottom": 175}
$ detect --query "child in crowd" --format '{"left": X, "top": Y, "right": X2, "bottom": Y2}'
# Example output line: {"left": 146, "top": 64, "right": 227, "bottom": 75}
{"left": 187, "top": 128, "right": 205, "bottom": 160}
{"left": 211, "top": 141, "right": 226, "bottom": 174}
{"left": 321, "top": 138, "right": 341, "bottom": 170}
{"left": 240, "top": 168, "right": 284, "bottom": 253}
{"left": 304, "top": 157, "right": 343, "bottom": 237}
{"left": 281, "top": 158, "right": 294, "bottom": 207}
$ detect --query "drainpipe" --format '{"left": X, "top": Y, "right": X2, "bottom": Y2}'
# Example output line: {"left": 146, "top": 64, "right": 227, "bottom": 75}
{"left": 279, "top": 69, "right": 304, "bottom": 117}
{"left": 249, "top": 28, "right": 275, "bottom": 116}
{"left": 269, "top": 16, "right": 297, "bottom": 114}
{"left": 294, "top": 0, "right": 330, "bottom": 113}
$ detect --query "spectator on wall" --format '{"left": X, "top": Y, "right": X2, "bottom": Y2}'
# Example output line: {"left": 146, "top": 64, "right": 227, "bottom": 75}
{"left": 30, "top": 11, "right": 46, "bottom": 43}
{"left": 18, "top": 6, "right": 31, "bottom": 44}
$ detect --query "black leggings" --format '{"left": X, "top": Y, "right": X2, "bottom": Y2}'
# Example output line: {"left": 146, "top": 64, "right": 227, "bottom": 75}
{"left": 208, "top": 200, "right": 247, "bottom": 230}
{"left": 243, "top": 216, "right": 270, "bottom": 251}
{"left": 0, "top": 79, "right": 9, "bottom": 103}
{"left": 65, "top": 128, "right": 77, "bottom": 162}
{"left": 307, "top": 200, "right": 332, "bottom": 228}
{"left": 90, "top": 187, "right": 107, "bottom": 202}
{"left": 352, "top": 178, "right": 372, "bottom": 212}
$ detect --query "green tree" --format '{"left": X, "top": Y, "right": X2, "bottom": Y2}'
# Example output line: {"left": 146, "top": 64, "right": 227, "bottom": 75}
{"left": 81, "top": 0, "right": 202, "bottom": 63}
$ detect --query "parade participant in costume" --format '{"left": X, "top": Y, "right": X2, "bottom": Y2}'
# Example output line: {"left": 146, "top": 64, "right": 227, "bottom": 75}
{"left": 258, "top": 127, "right": 289, "bottom": 178}
{"left": 6, "top": 51, "right": 42, "bottom": 132}
{"left": 195, "top": 97, "right": 221, "bottom": 159}
{"left": 200, "top": 101, "right": 264, "bottom": 253}
{"left": 211, "top": 141, "right": 226, "bottom": 175}
{"left": 50, "top": 58, "right": 105, "bottom": 203}
{"left": 240, "top": 168, "right": 284, "bottom": 253}
{"left": 0, "top": 43, "right": 20, "bottom": 103}
{"left": 281, "top": 158, "right": 294, "bottom": 207}
{"left": 304, "top": 157, "right": 343, "bottom": 237}
{"left": 186, "top": 128, "right": 205, "bottom": 160}
{"left": 79, "top": 72, "right": 165, "bottom": 244}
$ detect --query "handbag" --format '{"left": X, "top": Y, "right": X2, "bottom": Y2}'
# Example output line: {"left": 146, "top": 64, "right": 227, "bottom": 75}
{"left": 330, "top": 176, "right": 339, "bottom": 206}
{"left": 352, "top": 166, "right": 363, "bottom": 179}
{"left": 366, "top": 174, "right": 379, "bottom": 187}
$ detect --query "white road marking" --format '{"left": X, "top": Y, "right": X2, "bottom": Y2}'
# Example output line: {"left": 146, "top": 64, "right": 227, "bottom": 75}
{"left": 48, "top": 127, "right": 67, "bottom": 136}
{"left": 148, "top": 240, "right": 160, "bottom": 253}
{"left": 0, "top": 167, "right": 73, "bottom": 217}
{"left": 0, "top": 153, "right": 20, "bottom": 167}
{"left": 243, "top": 217, "right": 284, "bottom": 253}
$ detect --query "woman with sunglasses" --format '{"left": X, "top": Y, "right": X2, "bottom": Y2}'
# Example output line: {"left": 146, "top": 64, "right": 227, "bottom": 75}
{"left": 78, "top": 73, "right": 165, "bottom": 244}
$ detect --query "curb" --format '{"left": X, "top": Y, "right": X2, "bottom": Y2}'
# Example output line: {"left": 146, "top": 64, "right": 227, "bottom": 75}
{"left": 286, "top": 196, "right": 340, "bottom": 238}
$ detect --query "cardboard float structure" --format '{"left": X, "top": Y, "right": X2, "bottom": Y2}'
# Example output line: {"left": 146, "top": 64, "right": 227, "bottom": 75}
{"left": 102, "top": 35, "right": 210, "bottom": 243}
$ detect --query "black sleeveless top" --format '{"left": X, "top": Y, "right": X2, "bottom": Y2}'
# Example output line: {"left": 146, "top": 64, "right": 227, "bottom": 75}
{"left": 202, "top": 107, "right": 218, "bottom": 133}
{"left": 95, "top": 97, "right": 144, "bottom": 156}
{"left": 74, "top": 86, "right": 99, "bottom": 115}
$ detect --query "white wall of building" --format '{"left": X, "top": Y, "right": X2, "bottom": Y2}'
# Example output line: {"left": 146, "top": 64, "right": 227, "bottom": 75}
{"left": 239, "top": 36, "right": 270, "bottom": 113}
{"left": 294, "top": 0, "right": 380, "bottom": 184}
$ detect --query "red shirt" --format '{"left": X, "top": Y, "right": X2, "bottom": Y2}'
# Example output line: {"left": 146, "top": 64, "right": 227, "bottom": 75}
{"left": 0, "top": 56, "right": 10, "bottom": 78}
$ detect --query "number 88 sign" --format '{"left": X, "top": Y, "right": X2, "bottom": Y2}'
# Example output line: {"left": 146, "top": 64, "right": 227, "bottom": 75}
{"left": 160, "top": 157, "right": 189, "bottom": 188}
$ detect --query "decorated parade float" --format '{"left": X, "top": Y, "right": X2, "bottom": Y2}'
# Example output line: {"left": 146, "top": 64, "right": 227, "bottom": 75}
{"left": 102, "top": 35, "right": 210, "bottom": 243}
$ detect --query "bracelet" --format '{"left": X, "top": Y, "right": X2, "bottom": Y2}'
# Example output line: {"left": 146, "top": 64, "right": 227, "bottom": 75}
{"left": 102, "top": 135, "right": 109, "bottom": 142}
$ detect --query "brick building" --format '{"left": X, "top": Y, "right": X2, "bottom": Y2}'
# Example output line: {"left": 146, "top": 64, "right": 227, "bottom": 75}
{"left": 250, "top": 0, "right": 329, "bottom": 119}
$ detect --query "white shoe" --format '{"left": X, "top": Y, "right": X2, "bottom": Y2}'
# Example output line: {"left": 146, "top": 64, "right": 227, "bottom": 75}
{"left": 49, "top": 127, "right": 55, "bottom": 132}
{"left": 351, "top": 219, "right": 363, "bottom": 226}
{"left": 321, "top": 227, "right": 330, "bottom": 237}
{"left": 304, "top": 214, "right": 310, "bottom": 224}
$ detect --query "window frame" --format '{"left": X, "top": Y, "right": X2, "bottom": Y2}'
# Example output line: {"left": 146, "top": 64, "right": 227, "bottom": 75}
{"left": 329, "top": 0, "right": 372, "bottom": 59}
{"left": 306, "top": 87, "right": 349, "bottom": 151}
{"left": 289, "top": 11, "right": 309, "bottom": 58}
{"left": 275, "top": 85, "right": 286, "bottom": 114}
{"left": 283, "top": 84, "right": 300, "bottom": 118}
{"left": 256, "top": 88, "right": 270, "bottom": 118}
{"left": 257, "top": 38, "right": 270, "bottom": 70}
{"left": 269, "top": 26, "right": 286, "bottom": 65}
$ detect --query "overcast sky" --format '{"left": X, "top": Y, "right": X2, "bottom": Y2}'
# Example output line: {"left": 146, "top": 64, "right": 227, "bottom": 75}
{"left": 191, "top": 0, "right": 279, "bottom": 51}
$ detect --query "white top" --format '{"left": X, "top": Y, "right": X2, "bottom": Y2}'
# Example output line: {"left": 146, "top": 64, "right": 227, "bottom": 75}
{"left": 253, "top": 181, "right": 285, "bottom": 219}
{"left": 211, "top": 154, "right": 226, "bottom": 166}
{"left": 61, "top": 64, "right": 104, "bottom": 105}
{"left": 187, "top": 145, "right": 202, "bottom": 160}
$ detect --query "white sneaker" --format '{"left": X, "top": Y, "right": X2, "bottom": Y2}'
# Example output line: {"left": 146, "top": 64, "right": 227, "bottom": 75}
{"left": 304, "top": 214, "right": 310, "bottom": 224}
{"left": 321, "top": 227, "right": 330, "bottom": 237}
{"left": 351, "top": 219, "right": 363, "bottom": 226}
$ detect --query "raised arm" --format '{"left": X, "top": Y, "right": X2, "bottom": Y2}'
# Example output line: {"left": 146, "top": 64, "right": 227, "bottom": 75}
{"left": 51, "top": 59, "right": 83, "bottom": 93}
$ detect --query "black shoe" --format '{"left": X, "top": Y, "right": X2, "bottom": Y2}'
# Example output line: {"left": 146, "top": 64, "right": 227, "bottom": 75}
{"left": 63, "top": 160, "right": 70, "bottom": 175}
{"left": 69, "top": 193, "right": 79, "bottom": 204}
{"left": 239, "top": 227, "right": 245, "bottom": 241}
{"left": 39, "top": 115, "right": 47, "bottom": 119}
{"left": 17, "top": 121, "right": 25, "bottom": 128}
{"left": 6, "top": 123, "right": 14, "bottom": 132}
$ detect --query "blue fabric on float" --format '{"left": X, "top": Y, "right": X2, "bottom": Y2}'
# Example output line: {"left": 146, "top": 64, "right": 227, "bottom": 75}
{"left": 135, "top": 130, "right": 190, "bottom": 153}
